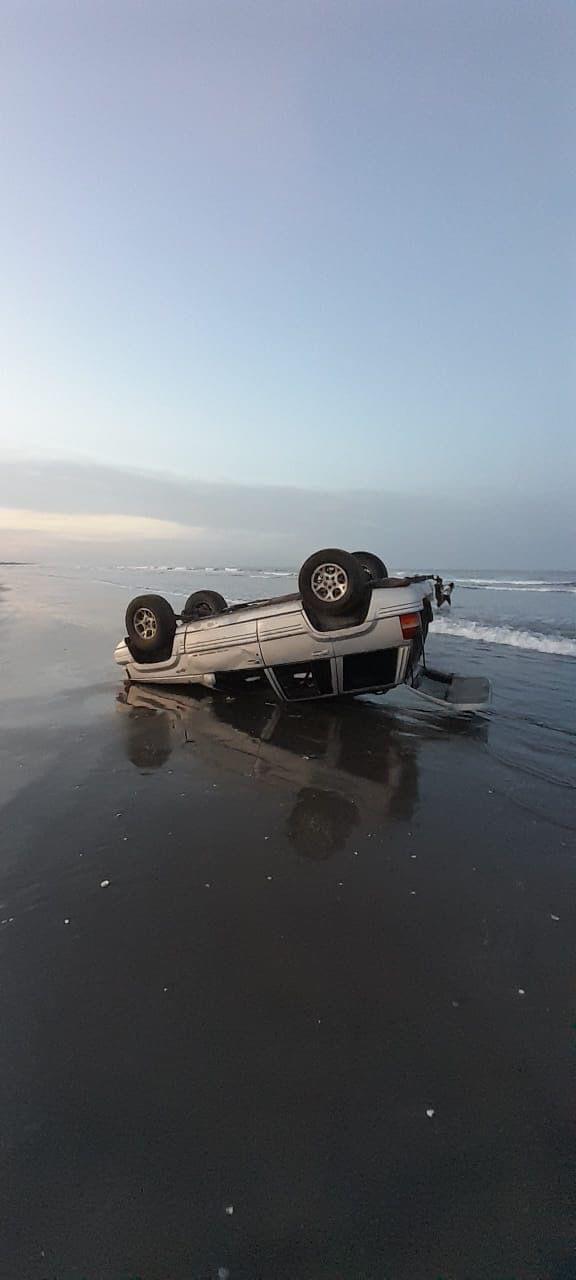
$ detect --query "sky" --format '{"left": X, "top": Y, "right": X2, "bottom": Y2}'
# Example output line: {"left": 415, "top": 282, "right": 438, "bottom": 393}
{"left": 1, "top": 0, "right": 574, "bottom": 566}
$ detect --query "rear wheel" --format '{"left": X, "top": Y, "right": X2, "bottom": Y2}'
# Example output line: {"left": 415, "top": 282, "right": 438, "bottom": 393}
{"left": 352, "top": 551, "right": 388, "bottom": 581}
{"left": 298, "top": 548, "right": 368, "bottom": 617}
{"left": 125, "top": 594, "right": 176, "bottom": 655}
{"left": 183, "top": 589, "right": 227, "bottom": 620}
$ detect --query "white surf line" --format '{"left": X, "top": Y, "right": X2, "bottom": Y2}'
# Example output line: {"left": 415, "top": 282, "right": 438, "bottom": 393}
{"left": 431, "top": 617, "right": 576, "bottom": 657}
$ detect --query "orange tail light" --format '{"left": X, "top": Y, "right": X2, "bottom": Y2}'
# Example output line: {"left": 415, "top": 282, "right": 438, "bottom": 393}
{"left": 400, "top": 612, "right": 422, "bottom": 639}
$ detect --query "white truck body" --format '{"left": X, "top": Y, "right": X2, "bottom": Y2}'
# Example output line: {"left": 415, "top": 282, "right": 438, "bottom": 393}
{"left": 114, "top": 579, "right": 490, "bottom": 711}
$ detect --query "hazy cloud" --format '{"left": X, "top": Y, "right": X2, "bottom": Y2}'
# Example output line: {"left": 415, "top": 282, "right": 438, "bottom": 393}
{"left": 0, "top": 459, "right": 573, "bottom": 568}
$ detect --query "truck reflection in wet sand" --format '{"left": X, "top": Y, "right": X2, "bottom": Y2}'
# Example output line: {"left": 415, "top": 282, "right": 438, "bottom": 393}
{"left": 117, "top": 685, "right": 486, "bottom": 861}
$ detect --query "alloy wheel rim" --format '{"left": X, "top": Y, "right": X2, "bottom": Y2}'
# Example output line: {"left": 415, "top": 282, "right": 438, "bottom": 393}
{"left": 134, "top": 607, "right": 158, "bottom": 640}
{"left": 310, "top": 562, "right": 349, "bottom": 603}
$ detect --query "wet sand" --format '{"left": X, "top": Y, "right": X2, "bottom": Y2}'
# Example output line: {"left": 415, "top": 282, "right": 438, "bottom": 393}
{"left": 1, "top": 568, "right": 576, "bottom": 1280}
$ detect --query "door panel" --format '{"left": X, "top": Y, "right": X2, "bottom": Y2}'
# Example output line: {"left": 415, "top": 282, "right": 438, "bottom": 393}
{"left": 257, "top": 608, "right": 334, "bottom": 668}
{"left": 185, "top": 616, "right": 262, "bottom": 673}
{"left": 331, "top": 614, "right": 402, "bottom": 659}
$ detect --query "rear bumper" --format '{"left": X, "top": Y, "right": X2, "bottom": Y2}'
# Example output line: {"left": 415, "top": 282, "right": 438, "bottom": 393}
{"left": 410, "top": 666, "right": 491, "bottom": 712}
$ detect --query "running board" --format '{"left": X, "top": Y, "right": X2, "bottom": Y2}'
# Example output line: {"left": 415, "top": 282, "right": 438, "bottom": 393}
{"left": 411, "top": 666, "right": 491, "bottom": 711}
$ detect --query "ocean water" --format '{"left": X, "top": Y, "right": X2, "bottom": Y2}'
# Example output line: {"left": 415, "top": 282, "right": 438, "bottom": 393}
{"left": 429, "top": 570, "right": 576, "bottom": 658}
{"left": 86, "top": 561, "right": 576, "bottom": 658}
{"left": 6, "top": 560, "right": 575, "bottom": 661}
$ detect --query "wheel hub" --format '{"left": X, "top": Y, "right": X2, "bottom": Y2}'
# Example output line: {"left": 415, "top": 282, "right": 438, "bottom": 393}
{"left": 133, "top": 607, "right": 158, "bottom": 640}
{"left": 310, "top": 562, "right": 349, "bottom": 603}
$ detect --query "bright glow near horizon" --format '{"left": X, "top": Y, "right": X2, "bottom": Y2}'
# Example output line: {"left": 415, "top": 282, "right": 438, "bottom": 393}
{"left": 0, "top": 508, "right": 197, "bottom": 541}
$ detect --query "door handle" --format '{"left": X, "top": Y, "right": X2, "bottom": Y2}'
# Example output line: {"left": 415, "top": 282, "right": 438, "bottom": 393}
{"left": 312, "top": 648, "right": 330, "bottom": 657}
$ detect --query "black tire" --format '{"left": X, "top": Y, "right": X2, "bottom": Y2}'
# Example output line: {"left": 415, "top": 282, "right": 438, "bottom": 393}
{"left": 298, "top": 548, "right": 368, "bottom": 617}
{"left": 125, "top": 594, "right": 176, "bottom": 655}
{"left": 183, "top": 589, "right": 227, "bottom": 620}
{"left": 352, "top": 551, "right": 388, "bottom": 581}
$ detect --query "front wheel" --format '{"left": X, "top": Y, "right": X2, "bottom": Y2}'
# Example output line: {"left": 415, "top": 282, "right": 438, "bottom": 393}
{"left": 125, "top": 594, "right": 176, "bottom": 655}
{"left": 298, "top": 548, "right": 368, "bottom": 617}
{"left": 183, "top": 589, "right": 227, "bottom": 620}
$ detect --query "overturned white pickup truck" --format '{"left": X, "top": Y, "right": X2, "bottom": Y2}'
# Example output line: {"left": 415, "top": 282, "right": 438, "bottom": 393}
{"left": 114, "top": 548, "right": 490, "bottom": 711}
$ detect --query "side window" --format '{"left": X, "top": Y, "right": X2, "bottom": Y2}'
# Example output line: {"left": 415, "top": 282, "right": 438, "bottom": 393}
{"left": 341, "top": 649, "right": 398, "bottom": 692}
{"left": 272, "top": 659, "right": 333, "bottom": 700}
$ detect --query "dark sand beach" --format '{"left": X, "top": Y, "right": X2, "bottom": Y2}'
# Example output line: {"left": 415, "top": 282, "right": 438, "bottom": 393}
{"left": 1, "top": 565, "right": 575, "bottom": 1280}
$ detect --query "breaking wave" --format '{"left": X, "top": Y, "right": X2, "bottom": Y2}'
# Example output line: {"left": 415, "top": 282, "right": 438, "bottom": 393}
{"left": 453, "top": 577, "right": 576, "bottom": 593}
{"left": 107, "top": 566, "right": 574, "bottom": 592}
{"left": 431, "top": 617, "right": 576, "bottom": 657}
{"left": 112, "top": 565, "right": 296, "bottom": 577}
